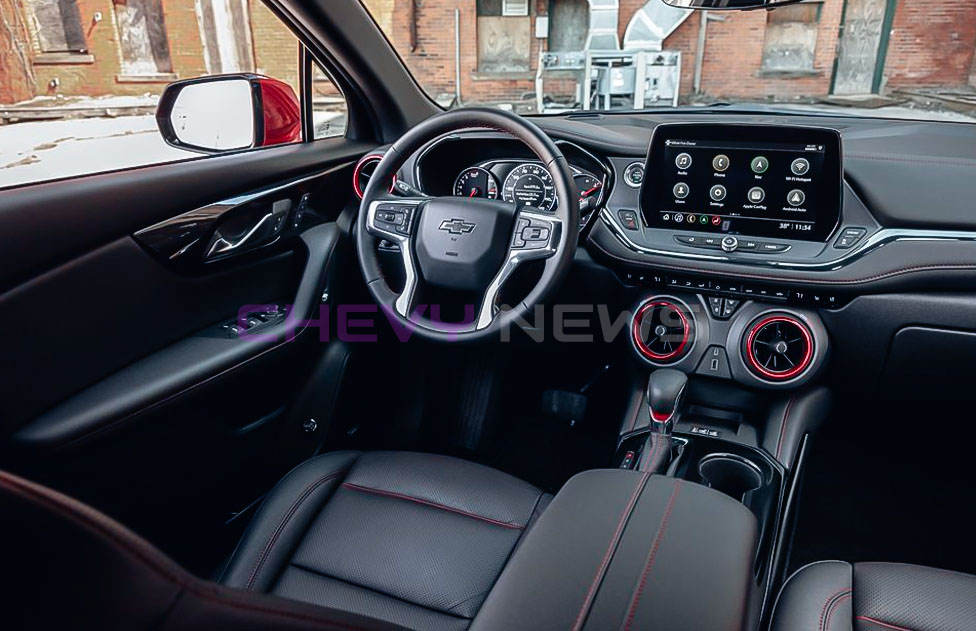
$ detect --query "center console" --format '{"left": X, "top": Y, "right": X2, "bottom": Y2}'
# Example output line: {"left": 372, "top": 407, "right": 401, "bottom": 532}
{"left": 471, "top": 470, "right": 760, "bottom": 631}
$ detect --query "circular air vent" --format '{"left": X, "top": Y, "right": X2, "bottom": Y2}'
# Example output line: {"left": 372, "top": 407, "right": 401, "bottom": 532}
{"left": 353, "top": 153, "right": 395, "bottom": 199}
{"left": 743, "top": 314, "right": 814, "bottom": 381}
{"left": 632, "top": 299, "right": 694, "bottom": 363}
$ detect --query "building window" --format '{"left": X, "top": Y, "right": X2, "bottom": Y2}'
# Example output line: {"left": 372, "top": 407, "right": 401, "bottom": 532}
{"left": 476, "top": 0, "right": 531, "bottom": 73}
{"left": 761, "top": 1, "right": 822, "bottom": 73}
{"left": 27, "top": 0, "right": 87, "bottom": 53}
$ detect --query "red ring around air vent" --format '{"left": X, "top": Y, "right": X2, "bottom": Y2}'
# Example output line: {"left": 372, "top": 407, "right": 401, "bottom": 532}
{"left": 353, "top": 154, "right": 395, "bottom": 199}
{"left": 632, "top": 299, "right": 692, "bottom": 362}
{"left": 744, "top": 314, "right": 814, "bottom": 381}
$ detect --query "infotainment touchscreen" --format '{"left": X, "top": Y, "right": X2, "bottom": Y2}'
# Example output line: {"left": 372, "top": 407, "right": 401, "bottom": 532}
{"left": 640, "top": 124, "right": 842, "bottom": 242}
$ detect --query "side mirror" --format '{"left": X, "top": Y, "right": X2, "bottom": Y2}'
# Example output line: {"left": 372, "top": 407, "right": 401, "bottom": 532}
{"left": 156, "top": 74, "right": 301, "bottom": 154}
{"left": 661, "top": 0, "right": 805, "bottom": 9}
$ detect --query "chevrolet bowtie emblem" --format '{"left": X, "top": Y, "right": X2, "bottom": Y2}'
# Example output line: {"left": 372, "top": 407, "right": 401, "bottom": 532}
{"left": 438, "top": 218, "right": 476, "bottom": 234}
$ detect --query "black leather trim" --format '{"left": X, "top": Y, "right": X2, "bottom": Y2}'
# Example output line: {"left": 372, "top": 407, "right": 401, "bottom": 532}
{"left": 470, "top": 471, "right": 758, "bottom": 631}
{"left": 222, "top": 451, "right": 362, "bottom": 592}
{"left": 223, "top": 451, "right": 549, "bottom": 629}
{"left": 772, "top": 561, "right": 976, "bottom": 631}
{"left": 0, "top": 467, "right": 406, "bottom": 630}
{"left": 771, "top": 560, "right": 853, "bottom": 631}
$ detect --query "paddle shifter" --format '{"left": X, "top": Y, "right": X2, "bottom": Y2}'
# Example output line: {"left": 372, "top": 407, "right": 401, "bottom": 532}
{"left": 641, "top": 369, "right": 688, "bottom": 473}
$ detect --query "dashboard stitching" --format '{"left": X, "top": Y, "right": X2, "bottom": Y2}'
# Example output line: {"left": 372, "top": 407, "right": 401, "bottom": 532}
{"left": 588, "top": 235, "right": 976, "bottom": 286}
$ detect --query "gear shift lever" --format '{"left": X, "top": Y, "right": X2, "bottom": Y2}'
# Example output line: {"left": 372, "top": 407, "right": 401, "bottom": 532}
{"left": 641, "top": 369, "right": 688, "bottom": 473}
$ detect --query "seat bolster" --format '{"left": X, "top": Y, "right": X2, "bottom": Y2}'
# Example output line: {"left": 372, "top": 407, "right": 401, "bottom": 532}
{"left": 221, "top": 451, "right": 362, "bottom": 592}
{"left": 853, "top": 562, "right": 976, "bottom": 631}
{"left": 771, "top": 560, "right": 853, "bottom": 631}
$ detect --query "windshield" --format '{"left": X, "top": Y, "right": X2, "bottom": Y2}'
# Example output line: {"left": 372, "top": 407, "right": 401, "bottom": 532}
{"left": 361, "top": 0, "right": 976, "bottom": 123}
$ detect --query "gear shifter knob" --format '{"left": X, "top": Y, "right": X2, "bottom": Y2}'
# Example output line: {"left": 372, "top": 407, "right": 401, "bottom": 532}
{"left": 646, "top": 369, "right": 688, "bottom": 434}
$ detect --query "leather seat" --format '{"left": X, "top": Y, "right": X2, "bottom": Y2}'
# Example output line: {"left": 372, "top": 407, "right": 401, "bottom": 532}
{"left": 771, "top": 560, "right": 976, "bottom": 631}
{"left": 220, "top": 450, "right": 551, "bottom": 630}
{"left": 1, "top": 450, "right": 549, "bottom": 630}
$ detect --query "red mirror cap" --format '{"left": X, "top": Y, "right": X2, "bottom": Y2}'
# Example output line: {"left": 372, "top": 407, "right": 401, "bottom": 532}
{"left": 256, "top": 77, "right": 301, "bottom": 147}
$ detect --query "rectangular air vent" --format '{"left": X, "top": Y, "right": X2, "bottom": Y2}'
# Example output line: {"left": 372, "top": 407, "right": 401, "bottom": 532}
{"left": 502, "top": 0, "right": 529, "bottom": 17}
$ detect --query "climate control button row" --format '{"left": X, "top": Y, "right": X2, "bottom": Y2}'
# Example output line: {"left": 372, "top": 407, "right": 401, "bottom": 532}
{"left": 674, "top": 235, "right": 791, "bottom": 253}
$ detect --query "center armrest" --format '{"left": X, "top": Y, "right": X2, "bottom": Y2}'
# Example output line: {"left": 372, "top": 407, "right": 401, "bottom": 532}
{"left": 471, "top": 470, "right": 759, "bottom": 631}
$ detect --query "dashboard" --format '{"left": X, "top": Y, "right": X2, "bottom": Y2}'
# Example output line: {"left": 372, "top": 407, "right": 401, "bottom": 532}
{"left": 383, "top": 115, "right": 976, "bottom": 302}
{"left": 369, "top": 112, "right": 976, "bottom": 391}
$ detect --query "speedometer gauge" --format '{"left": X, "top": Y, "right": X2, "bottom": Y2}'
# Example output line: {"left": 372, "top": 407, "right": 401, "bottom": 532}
{"left": 454, "top": 167, "right": 499, "bottom": 199}
{"left": 502, "top": 163, "right": 556, "bottom": 212}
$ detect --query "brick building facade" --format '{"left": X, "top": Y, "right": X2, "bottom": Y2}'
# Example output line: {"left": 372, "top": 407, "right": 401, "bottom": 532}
{"left": 2, "top": 0, "right": 976, "bottom": 108}
{"left": 367, "top": 0, "right": 976, "bottom": 106}
{"left": 0, "top": 0, "right": 299, "bottom": 105}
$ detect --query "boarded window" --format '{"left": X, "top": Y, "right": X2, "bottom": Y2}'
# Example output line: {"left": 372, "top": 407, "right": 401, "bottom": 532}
{"left": 27, "top": 0, "right": 87, "bottom": 53}
{"left": 113, "top": 0, "right": 173, "bottom": 76}
{"left": 477, "top": 16, "right": 531, "bottom": 73}
{"left": 548, "top": 0, "right": 588, "bottom": 52}
{"left": 761, "top": 2, "right": 822, "bottom": 72}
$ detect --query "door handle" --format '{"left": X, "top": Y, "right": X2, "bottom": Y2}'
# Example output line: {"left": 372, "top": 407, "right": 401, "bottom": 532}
{"left": 206, "top": 199, "right": 291, "bottom": 260}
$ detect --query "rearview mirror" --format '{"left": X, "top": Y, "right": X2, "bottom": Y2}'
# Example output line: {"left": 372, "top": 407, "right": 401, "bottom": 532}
{"left": 660, "top": 0, "right": 805, "bottom": 9}
{"left": 156, "top": 75, "right": 301, "bottom": 154}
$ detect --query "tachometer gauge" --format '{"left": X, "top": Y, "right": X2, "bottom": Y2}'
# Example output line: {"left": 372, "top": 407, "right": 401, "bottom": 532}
{"left": 502, "top": 163, "right": 556, "bottom": 212}
{"left": 454, "top": 167, "right": 499, "bottom": 199}
{"left": 575, "top": 173, "right": 603, "bottom": 207}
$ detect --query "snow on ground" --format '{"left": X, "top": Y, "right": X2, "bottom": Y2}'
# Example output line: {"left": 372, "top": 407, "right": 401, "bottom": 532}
{"left": 0, "top": 115, "right": 195, "bottom": 189}
{"left": 0, "top": 101, "right": 971, "bottom": 191}
{"left": 0, "top": 110, "right": 347, "bottom": 190}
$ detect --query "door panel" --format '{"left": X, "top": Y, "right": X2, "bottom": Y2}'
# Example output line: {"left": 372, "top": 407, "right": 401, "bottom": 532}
{"left": 0, "top": 135, "right": 371, "bottom": 567}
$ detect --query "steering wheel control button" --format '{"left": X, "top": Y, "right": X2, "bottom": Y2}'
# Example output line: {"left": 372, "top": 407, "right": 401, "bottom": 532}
{"left": 791, "top": 158, "right": 811, "bottom": 176}
{"left": 374, "top": 204, "right": 413, "bottom": 235}
{"left": 514, "top": 217, "right": 553, "bottom": 250}
{"left": 522, "top": 226, "right": 550, "bottom": 241}
{"left": 673, "top": 182, "right": 690, "bottom": 199}
{"left": 747, "top": 187, "right": 766, "bottom": 204}
{"left": 750, "top": 156, "right": 769, "bottom": 174}
{"left": 834, "top": 227, "right": 867, "bottom": 249}
{"left": 787, "top": 189, "right": 806, "bottom": 206}
{"left": 712, "top": 154, "right": 730, "bottom": 172}
{"left": 675, "top": 153, "right": 693, "bottom": 170}
{"left": 624, "top": 162, "right": 645, "bottom": 187}
{"left": 709, "top": 185, "right": 727, "bottom": 202}
{"left": 720, "top": 236, "right": 738, "bottom": 252}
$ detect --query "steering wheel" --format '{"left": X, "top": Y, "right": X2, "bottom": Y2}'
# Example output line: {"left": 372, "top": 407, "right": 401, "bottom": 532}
{"left": 356, "top": 108, "right": 579, "bottom": 342}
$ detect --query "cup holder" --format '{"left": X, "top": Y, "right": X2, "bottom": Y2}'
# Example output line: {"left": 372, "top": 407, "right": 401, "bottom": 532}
{"left": 698, "top": 453, "right": 765, "bottom": 500}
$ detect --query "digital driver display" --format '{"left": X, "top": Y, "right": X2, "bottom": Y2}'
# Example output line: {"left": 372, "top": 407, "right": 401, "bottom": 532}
{"left": 640, "top": 124, "right": 842, "bottom": 242}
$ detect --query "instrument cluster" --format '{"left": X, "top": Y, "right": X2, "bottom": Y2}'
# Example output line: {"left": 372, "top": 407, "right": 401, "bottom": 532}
{"left": 452, "top": 160, "right": 606, "bottom": 216}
